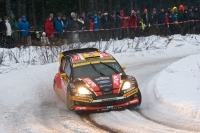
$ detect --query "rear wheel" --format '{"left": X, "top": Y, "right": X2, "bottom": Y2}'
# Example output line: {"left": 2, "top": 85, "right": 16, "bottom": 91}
{"left": 67, "top": 91, "right": 74, "bottom": 111}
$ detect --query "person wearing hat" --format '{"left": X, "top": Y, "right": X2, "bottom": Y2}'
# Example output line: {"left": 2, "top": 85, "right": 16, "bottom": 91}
{"left": 18, "top": 15, "right": 30, "bottom": 47}
{"left": 53, "top": 13, "right": 64, "bottom": 39}
{"left": 149, "top": 8, "right": 158, "bottom": 35}
{"left": 70, "top": 15, "right": 81, "bottom": 43}
{"left": 92, "top": 11, "right": 100, "bottom": 30}
{"left": 129, "top": 10, "right": 138, "bottom": 39}
{"left": 41, "top": 32, "right": 50, "bottom": 45}
{"left": 45, "top": 14, "right": 55, "bottom": 40}
{"left": 9, "top": 12, "right": 18, "bottom": 41}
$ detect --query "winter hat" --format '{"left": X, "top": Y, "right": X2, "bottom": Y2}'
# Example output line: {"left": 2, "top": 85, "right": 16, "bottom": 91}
{"left": 173, "top": 6, "right": 178, "bottom": 12}
{"left": 179, "top": 5, "right": 184, "bottom": 12}
{"left": 49, "top": 13, "right": 53, "bottom": 18}
{"left": 93, "top": 11, "right": 97, "bottom": 15}
{"left": 10, "top": 12, "right": 14, "bottom": 17}
{"left": 42, "top": 32, "right": 46, "bottom": 35}
{"left": 153, "top": 8, "right": 156, "bottom": 11}
{"left": 21, "top": 15, "right": 26, "bottom": 19}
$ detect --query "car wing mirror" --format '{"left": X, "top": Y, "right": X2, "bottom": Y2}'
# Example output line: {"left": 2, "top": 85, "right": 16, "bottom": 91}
{"left": 122, "top": 66, "right": 126, "bottom": 70}
{"left": 60, "top": 73, "right": 67, "bottom": 79}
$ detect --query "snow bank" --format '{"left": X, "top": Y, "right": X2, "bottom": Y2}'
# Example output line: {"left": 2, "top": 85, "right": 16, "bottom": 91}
{"left": 155, "top": 54, "right": 200, "bottom": 119}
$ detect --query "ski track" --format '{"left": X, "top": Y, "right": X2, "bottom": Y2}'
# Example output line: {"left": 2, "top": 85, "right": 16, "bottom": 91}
{"left": 1, "top": 53, "right": 200, "bottom": 132}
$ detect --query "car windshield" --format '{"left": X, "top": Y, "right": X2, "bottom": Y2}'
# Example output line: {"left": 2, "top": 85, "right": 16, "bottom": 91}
{"left": 74, "top": 62, "right": 124, "bottom": 78}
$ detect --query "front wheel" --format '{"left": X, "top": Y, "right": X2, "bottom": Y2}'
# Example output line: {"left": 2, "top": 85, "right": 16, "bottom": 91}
{"left": 67, "top": 91, "right": 74, "bottom": 111}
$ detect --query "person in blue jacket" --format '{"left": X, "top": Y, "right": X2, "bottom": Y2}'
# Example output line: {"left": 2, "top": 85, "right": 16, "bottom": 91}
{"left": 18, "top": 15, "right": 29, "bottom": 36}
{"left": 54, "top": 13, "right": 64, "bottom": 38}
{"left": 18, "top": 15, "right": 30, "bottom": 46}
{"left": 92, "top": 11, "right": 100, "bottom": 30}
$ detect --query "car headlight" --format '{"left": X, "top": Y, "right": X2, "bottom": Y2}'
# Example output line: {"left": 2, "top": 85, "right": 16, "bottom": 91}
{"left": 78, "top": 87, "right": 91, "bottom": 94}
{"left": 122, "top": 81, "right": 131, "bottom": 90}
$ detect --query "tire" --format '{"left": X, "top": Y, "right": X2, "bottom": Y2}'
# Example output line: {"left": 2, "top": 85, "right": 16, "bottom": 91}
{"left": 66, "top": 91, "right": 74, "bottom": 111}
{"left": 53, "top": 79, "right": 56, "bottom": 91}
{"left": 137, "top": 88, "right": 142, "bottom": 105}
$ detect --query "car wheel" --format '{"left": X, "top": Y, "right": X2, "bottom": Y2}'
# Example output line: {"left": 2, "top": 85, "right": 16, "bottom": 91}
{"left": 67, "top": 91, "right": 74, "bottom": 111}
{"left": 137, "top": 89, "right": 142, "bottom": 105}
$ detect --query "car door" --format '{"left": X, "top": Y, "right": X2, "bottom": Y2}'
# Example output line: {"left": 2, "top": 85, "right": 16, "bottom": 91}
{"left": 61, "top": 58, "right": 72, "bottom": 95}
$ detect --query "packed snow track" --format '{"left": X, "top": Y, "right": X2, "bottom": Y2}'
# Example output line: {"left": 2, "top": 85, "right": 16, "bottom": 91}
{"left": 0, "top": 54, "right": 200, "bottom": 133}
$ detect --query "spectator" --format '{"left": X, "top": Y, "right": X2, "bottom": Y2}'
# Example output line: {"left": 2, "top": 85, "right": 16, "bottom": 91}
{"left": 78, "top": 16, "right": 85, "bottom": 30}
{"left": 164, "top": 12, "right": 171, "bottom": 36}
{"left": 0, "top": 17, "right": 6, "bottom": 47}
{"left": 45, "top": 14, "right": 55, "bottom": 39}
{"left": 101, "top": 11, "right": 112, "bottom": 40}
{"left": 9, "top": 13, "right": 18, "bottom": 41}
{"left": 4, "top": 16, "right": 13, "bottom": 48}
{"left": 149, "top": 8, "right": 158, "bottom": 35}
{"left": 54, "top": 13, "right": 63, "bottom": 38}
{"left": 18, "top": 15, "right": 30, "bottom": 47}
{"left": 142, "top": 8, "right": 149, "bottom": 36}
{"left": 81, "top": 12, "right": 86, "bottom": 21}
{"left": 120, "top": 10, "right": 129, "bottom": 38}
{"left": 169, "top": 9, "right": 178, "bottom": 34}
{"left": 41, "top": 32, "right": 50, "bottom": 45}
{"left": 92, "top": 11, "right": 100, "bottom": 30}
{"left": 138, "top": 18, "right": 145, "bottom": 36}
{"left": 188, "top": 8, "right": 195, "bottom": 33}
{"left": 158, "top": 7, "right": 165, "bottom": 35}
{"left": 70, "top": 16, "right": 81, "bottom": 43}
{"left": 182, "top": 9, "right": 189, "bottom": 35}
{"left": 194, "top": 7, "right": 200, "bottom": 34}
{"left": 62, "top": 15, "right": 67, "bottom": 30}
{"left": 129, "top": 10, "right": 138, "bottom": 39}
{"left": 136, "top": 9, "right": 142, "bottom": 20}
{"left": 66, "top": 12, "right": 75, "bottom": 31}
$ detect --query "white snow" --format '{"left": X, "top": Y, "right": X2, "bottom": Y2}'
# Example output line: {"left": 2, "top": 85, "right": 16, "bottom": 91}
{"left": 0, "top": 34, "right": 200, "bottom": 132}
{"left": 155, "top": 54, "right": 200, "bottom": 118}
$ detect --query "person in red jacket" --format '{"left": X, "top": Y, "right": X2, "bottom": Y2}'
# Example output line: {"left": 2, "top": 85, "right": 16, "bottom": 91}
{"left": 45, "top": 14, "right": 55, "bottom": 40}
{"left": 129, "top": 10, "right": 138, "bottom": 39}
{"left": 120, "top": 10, "right": 129, "bottom": 38}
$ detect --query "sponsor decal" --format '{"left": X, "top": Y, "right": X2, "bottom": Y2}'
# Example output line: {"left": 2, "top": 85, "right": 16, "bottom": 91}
{"left": 112, "top": 74, "right": 121, "bottom": 89}
{"left": 71, "top": 54, "right": 82, "bottom": 62}
{"left": 123, "top": 88, "right": 138, "bottom": 98}
{"left": 81, "top": 78, "right": 100, "bottom": 92}
{"left": 72, "top": 96, "right": 93, "bottom": 102}
{"left": 101, "top": 97, "right": 117, "bottom": 102}
{"left": 103, "top": 91, "right": 112, "bottom": 95}
{"left": 103, "top": 88, "right": 111, "bottom": 92}
{"left": 107, "top": 106, "right": 113, "bottom": 109}
{"left": 99, "top": 84, "right": 112, "bottom": 88}
{"left": 95, "top": 77, "right": 110, "bottom": 81}
{"left": 100, "top": 52, "right": 112, "bottom": 58}
{"left": 97, "top": 80, "right": 111, "bottom": 84}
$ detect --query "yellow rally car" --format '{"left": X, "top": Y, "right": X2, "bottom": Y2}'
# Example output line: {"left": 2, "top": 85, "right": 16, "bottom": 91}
{"left": 53, "top": 48, "right": 142, "bottom": 112}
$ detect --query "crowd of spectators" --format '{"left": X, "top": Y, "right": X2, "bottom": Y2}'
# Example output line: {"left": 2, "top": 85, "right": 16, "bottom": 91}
{"left": 0, "top": 4, "right": 200, "bottom": 48}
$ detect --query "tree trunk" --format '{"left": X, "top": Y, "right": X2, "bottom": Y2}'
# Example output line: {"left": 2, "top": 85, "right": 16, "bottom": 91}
{"left": 130, "top": 0, "right": 133, "bottom": 11}
{"left": 31, "top": 0, "right": 37, "bottom": 26}
{"left": 6, "top": 0, "right": 11, "bottom": 16}
{"left": 42, "top": 0, "right": 45, "bottom": 24}
{"left": 21, "top": 0, "right": 26, "bottom": 15}
{"left": 116, "top": 0, "right": 120, "bottom": 11}
{"left": 108, "top": 0, "right": 112, "bottom": 13}
{"left": 28, "top": 0, "right": 33, "bottom": 25}
{"left": 17, "top": 0, "right": 22, "bottom": 18}
{"left": 79, "top": 0, "right": 82, "bottom": 13}
{"left": 94, "top": 0, "right": 98, "bottom": 11}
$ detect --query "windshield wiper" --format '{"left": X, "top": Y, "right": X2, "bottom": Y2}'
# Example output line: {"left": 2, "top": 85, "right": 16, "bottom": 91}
{"left": 90, "top": 63, "right": 105, "bottom": 76}
{"left": 100, "top": 62, "right": 120, "bottom": 74}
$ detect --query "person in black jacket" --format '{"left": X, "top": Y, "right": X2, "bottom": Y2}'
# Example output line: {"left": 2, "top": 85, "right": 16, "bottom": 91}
{"left": 70, "top": 16, "right": 81, "bottom": 43}
{"left": 194, "top": 7, "right": 200, "bottom": 34}
{"left": 149, "top": 8, "right": 158, "bottom": 35}
{"left": 112, "top": 11, "right": 122, "bottom": 39}
{"left": 158, "top": 8, "right": 165, "bottom": 35}
{"left": 0, "top": 18, "right": 7, "bottom": 47}
{"left": 142, "top": 8, "right": 149, "bottom": 36}
{"left": 182, "top": 9, "right": 189, "bottom": 35}
{"left": 101, "top": 11, "right": 112, "bottom": 40}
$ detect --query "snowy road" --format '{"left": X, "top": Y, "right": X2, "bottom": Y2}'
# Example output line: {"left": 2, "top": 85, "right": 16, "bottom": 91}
{"left": 1, "top": 49, "right": 200, "bottom": 133}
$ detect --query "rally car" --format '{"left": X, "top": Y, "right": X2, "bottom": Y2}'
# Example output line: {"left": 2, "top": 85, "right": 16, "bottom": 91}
{"left": 53, "top": 48, "right": 142, "bottom": 112}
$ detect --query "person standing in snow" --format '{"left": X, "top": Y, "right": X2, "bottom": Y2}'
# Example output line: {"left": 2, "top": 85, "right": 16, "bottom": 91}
{"left": 9, "top": 12, "right": 19, "bottom": 42}
{"left": 45, "top": 14, "right": 55, "bottom": 39}
{"left": 0, "top": 18, "right": 6, "bottom": 48}
{"left": 142, "top": 8, "right": 150, "bottom": 36}
{"left": 158, "top": 7, "right": 165, "bottom": 36}
{"left": 129, "top": 10, "right": 138, "bottom": 39}
{"left": 54, "top": 13, "right": 64, "bottom": 39}
{"left": 70, "top": 16, "right": 81, "bottom": 43}
{"left": 92, "top": 11, "right": 100, "bottom": 41}
{"left": 4, "top": 16, "right": 14, "bottom": 48}
{"left": 18, "top": 15, "right": 30, "bottom": 47}
{"left": 149, "top": 8, "right": 158, "bottom": 35}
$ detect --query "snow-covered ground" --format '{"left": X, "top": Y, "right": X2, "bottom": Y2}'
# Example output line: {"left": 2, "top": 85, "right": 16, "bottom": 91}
{"left": 0, "top": 34, "right": 200, "bottom": 133}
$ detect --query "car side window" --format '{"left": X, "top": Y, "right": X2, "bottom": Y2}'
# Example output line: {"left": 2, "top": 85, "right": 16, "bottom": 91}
{"left": 61, "top": 58, "right": 66, "bottom": 73}
{"left": 64, "top": 59, "right": 71, "bottom": 78}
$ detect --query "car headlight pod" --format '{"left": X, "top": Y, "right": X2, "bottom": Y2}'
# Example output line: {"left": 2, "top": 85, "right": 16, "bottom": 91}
{"left": 78, "top": 87, "right": 91, "bottom": 94}
{"left": 122, "top": 81, "right": 131, "bottom": 90}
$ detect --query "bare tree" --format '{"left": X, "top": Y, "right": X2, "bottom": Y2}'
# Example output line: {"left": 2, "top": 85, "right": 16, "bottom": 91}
{"left": 31, "top": 0, "right": 37, "bottom": 26}
{"left": 21, "top": 0, "right": 26, "bottom": 15}
{"left": 17, "top": 0, "right": 22, "bottom": 18}
{"left": 6, "top": 0, "right": 11, "bottom": 16}
{"left": 108, "top": 0, "right": 112, "bottom": 13}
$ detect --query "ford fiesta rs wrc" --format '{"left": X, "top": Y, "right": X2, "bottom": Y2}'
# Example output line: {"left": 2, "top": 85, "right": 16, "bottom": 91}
{"left": 53, "top": 48, "right": 142, "bottom": 112}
